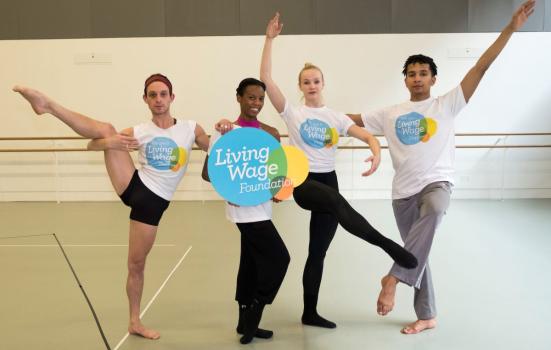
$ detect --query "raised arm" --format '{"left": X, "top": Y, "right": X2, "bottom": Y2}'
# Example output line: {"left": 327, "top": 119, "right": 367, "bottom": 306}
{"left": 260, "top": 12, "right": 286, "bottom": 113}
{"left": 461, "top": 0, "right": 536, "bottom": 102}
{"left": 347, "top": 125, "right": 381, "bottom": 177}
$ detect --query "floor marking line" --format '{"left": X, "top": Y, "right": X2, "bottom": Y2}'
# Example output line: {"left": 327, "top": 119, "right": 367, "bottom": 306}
{"left": 52, "top": 233, "right": 112, "bottom": 350}
{"left": 113, "top": 245, "right": 192, "bottom": 350}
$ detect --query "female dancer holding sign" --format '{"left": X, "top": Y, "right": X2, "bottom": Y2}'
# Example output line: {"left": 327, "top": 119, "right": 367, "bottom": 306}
{"left": 203, "top": 78, "right": 290, "bottom": 344}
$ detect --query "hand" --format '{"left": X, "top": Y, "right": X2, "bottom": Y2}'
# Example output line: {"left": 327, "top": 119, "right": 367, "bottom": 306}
{"left": 266, "top": 12, "right": 283, "bottom": 39}
{"left": 361, "top": 154, "right": 381, "bottom": 177}
{"left": 107, "top": 133, "right": 139, "bottom": 151}
{"left": 509, "top": 0, "right": 536, "bottom": 31}
{"left": 215, "top": 119, "right": 233, "bottom": 135}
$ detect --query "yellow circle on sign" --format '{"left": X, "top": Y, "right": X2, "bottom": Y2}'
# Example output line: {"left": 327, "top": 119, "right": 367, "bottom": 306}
{"left": 283, "top": 145, "right": 309, "bottom": 187}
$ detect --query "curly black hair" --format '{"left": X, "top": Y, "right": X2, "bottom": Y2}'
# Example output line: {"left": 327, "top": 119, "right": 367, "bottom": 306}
{"left": 402, "top": 54, "right": 438, "bottom": 76}
{"left": 236, "top": 78, "right": 266, "bottom": 96}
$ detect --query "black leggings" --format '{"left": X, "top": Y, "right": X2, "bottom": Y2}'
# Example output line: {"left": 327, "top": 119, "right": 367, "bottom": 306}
{"left": 294, "top": 172, "right": 418, "bottom": 303}
{"left": 296, "top": 172, "right": 339, "bottom": 302}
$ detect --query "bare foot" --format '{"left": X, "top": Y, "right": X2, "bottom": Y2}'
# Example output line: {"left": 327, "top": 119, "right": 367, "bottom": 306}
{"left": 377, "top": 274, "right": 398, "bottom": 316}
{"left": 128, "top": 322, "right": 161, "bottom": 340}
{"left": 401, "top": 318, "right": 436, "bottom": 334}
{"left": 12, "top": 85, "right": 53, "bottom": 115}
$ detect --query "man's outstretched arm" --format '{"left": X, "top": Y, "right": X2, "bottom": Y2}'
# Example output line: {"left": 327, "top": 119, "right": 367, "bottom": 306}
{"left": 461, "top": 0, "right": 536, "bottom": 102}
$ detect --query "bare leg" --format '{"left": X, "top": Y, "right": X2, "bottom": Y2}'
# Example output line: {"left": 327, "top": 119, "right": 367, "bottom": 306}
{"left": 14, "top": 86, "right": 112, "bottom": 139}
{"left": 14, "top": 86, "right": 134, "bottom": 194}
{"left": 127, "top": 220, "right": 160, "bottom": 340}
{"left": 16, "top": 86, "right": 158, "bottom": 337}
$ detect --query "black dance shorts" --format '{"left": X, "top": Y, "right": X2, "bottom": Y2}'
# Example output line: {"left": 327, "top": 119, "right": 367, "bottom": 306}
{"left": 119, "top": 171, "right": 170, "bottom": 226}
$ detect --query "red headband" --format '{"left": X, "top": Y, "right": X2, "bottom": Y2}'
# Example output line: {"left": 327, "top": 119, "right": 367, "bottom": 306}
{"left": 144, "top": 74, "right": 173, "bottom": 95}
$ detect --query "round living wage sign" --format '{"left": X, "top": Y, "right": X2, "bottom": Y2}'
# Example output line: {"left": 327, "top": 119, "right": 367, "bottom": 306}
{"left": 208, "top": 128, "right": 309, "bottom": 206}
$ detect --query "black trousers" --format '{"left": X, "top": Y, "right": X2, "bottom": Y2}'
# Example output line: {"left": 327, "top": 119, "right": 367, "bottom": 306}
{"left": 235, "top": 220, "right": 290, "bottom": 305}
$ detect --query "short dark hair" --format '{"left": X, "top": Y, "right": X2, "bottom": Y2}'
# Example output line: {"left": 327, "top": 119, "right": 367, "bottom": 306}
{"left": 402, "top": 54, "right": 437, "bottom": 76}
{"left": 236, "top": 78, "right": 266, "bottom": 96}
{"left": 144, "top": 73, "right": 173, "bottom": 95}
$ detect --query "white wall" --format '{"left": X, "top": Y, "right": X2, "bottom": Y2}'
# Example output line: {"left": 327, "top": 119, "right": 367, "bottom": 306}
{"left": 1, "top": 33, "right": 550, "bottom": 201}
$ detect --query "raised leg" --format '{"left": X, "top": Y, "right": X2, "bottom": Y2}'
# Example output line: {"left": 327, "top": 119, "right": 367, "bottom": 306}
{"left": 14, "top": 86, "right": 135, "bottom": 194}
{"left": 293, "top": 179, "right": 418, "bottom": 269}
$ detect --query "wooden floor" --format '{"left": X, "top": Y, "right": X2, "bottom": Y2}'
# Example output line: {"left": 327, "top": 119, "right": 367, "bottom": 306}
{"left": 1, "top": 199, "right": 550, "bottom": 350}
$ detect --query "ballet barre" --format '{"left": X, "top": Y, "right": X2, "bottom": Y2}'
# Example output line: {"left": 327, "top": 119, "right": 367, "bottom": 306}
{"left": 1, "top": 133, "right": 550, "bottom": 152}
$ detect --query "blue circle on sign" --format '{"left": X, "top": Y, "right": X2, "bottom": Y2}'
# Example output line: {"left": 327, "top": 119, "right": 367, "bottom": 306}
{"left": 208, "top": 128, "right": 287, "bottom": 206}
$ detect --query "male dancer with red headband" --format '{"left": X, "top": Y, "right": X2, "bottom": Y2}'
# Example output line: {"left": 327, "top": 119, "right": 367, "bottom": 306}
{"left": 14, "top": 74, "right": 210, "bottom": 340}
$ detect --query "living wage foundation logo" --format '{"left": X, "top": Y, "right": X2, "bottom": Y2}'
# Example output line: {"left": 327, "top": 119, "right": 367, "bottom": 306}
{"left": 395, "top": 112, "right": 438, "bottom": 145}
{"left": 299, "top": 119, "right": 339, "bottom": 148}
{"left": 146, "top": 137, "right": 187, "bottom": 171}
{"left": 208, "top": 128, "right": 309, "bottom": 206}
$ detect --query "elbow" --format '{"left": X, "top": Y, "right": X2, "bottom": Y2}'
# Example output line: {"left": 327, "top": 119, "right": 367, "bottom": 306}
{"left": 473, "top": 64, "right": 489, "bottom": 77}
{"left": 347, "top": 114, "right": 364, "bottom": 127}
{"left": 368, "top": 135, "right": 380, "bottom": 149}
{"left": 199, "top": 143, "right": 209, "bottom": 152}
{"left": 272, "top": 130, "right": 281, "bottom": 142}
{"left": 201, "top": 170, "right": 210, "bottom": 182}
{"left": 98, "top": 122, "right": 117, "bottom": 138}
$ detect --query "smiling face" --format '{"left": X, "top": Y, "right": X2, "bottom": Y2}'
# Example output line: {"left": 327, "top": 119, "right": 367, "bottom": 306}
{"left": 143, "top": 81, "right": 174, "bottom": 116}
{"left": 237, "top": 84, "right": 265, "bottom": 120}
{"left": 299, "top": 68, "right": 324, "bottom": 105}
{"left": 404, "top": 63, "right": 436, "bottom": 101}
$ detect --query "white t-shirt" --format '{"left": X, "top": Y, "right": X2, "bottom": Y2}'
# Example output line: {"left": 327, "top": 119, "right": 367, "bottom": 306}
{"left": 208, "top": 127, "right": 272, "bottom": 224}
{"left": 361, "top": 86, "right": 467, "bottom": 199}
{"left": 134, "top": 119, "right": 196, "bottom": 201}
{"left": 281, "top": 101, "right": 355, "bottom": 173}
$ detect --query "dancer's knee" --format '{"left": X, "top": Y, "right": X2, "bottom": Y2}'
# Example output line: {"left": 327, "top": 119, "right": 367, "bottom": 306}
{"left": 270, "top": 248, "right": 290, "bottom": 274}
{"left": 281, "top": 250, "right": 291, "bottom": 269}
{"left": 128, "top": 258, "right": 146, "bottom": 275}
{"left": 421, "top": 201, "right": 446, "bottom": 218}
{"left": 98, "top": 122, "right": 117, "bottom": 138}
{"left": 306, "top": 248, "right": 327, "bottom": 263}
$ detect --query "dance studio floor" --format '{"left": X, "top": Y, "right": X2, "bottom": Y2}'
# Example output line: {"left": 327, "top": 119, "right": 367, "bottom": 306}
{"left": 1, "top": 199, "right": 550, "bottom": 350}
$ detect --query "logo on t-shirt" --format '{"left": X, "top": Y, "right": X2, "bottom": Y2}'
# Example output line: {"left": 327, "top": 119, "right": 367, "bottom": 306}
{"left": 145, "top": 137, "right": 187, "bottom": 172}
{"left": 299, "top": 119, "right": 339, "bottom": 148}
{"left": 395, "top": 112, "right": 438, "bottom": 145}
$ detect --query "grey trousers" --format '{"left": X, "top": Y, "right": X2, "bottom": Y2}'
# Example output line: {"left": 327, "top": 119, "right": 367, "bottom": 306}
{"left": 389, "top": 181, "right": 451, "bottom": 320}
